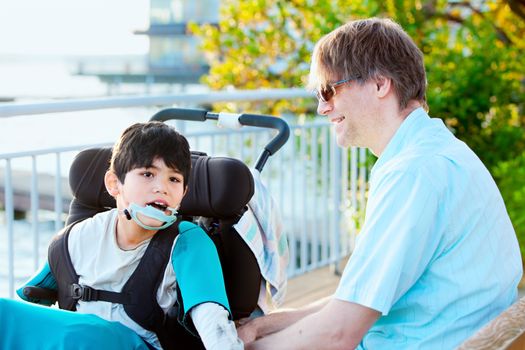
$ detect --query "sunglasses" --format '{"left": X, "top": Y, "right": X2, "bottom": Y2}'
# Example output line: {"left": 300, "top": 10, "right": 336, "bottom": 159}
{"left": 314, "top": 78, "right": 352, "bottom": 103}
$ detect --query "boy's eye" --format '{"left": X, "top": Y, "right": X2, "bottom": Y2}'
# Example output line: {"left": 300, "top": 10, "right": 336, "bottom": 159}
{"left": 170, "top": 176, "right": 182, "bottom": 183}
{"left": 142, "top": 171, "right": 153, "bottom": 178}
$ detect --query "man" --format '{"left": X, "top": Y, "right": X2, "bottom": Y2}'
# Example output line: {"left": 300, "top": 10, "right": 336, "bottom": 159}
{"left": 238, "top": 17, "right": 522, "bottom": 349}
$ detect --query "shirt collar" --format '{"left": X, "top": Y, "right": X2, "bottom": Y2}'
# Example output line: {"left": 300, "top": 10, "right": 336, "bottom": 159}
{"left": 371, "top": 107, "right": 428, "bottom": 176}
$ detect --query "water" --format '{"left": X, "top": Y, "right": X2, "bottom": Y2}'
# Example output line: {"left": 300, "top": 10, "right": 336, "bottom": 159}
{"left": 0, "top": 219, "right": 55, "bottom": 297}
{"left": 0, "top": 55, "right": 102, "bottom": 100}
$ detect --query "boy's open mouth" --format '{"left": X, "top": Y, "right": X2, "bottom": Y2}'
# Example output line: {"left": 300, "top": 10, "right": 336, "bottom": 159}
{"left": 147, "top": 201, "right": 168, "bottom": 212}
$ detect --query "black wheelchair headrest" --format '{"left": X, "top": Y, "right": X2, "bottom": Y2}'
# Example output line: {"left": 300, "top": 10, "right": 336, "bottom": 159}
{"left": 67, "top": 147, "right": 254, "bottom": 224}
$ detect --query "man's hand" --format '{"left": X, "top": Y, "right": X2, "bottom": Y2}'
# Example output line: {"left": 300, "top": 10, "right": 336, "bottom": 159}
{"left": 244, "top": 299, "right": 380, "bottom": 349}
{"left": 236, "top": 297, "right": 332, "bottom": 346}
{"left": 236, "top": 317, "right": 259, "bottom": 344}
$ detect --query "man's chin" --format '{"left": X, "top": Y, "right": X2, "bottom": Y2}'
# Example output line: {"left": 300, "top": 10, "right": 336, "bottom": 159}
{"left": 336, "top": 136, "right": 352, "bottom": 148}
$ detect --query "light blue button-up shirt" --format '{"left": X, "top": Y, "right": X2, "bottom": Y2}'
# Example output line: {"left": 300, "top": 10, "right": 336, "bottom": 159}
{"left": 335, "top": 108, "right": 522, "bottom": 349}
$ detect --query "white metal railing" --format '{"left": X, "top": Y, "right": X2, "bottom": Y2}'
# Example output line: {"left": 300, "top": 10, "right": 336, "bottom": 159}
{"left": 0, "top": 89, "right": 368, "bottom": 298}
{"left": 0, "top": 88, "right": 310, "bottom": 118}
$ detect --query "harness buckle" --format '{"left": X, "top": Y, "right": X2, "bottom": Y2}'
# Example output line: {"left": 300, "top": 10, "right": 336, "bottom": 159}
{"left": 70, "top": 283, "right": 95, "bottom": 301}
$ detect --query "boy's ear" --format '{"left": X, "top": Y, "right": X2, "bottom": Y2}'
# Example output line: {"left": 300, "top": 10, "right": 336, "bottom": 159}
{"left": 104, "top": 171, "right": 120, "bottom": 197}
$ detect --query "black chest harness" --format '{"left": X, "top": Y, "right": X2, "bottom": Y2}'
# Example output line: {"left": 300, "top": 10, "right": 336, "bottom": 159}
{"left": 48, "top": 220, "right": 205, "bottom": 350}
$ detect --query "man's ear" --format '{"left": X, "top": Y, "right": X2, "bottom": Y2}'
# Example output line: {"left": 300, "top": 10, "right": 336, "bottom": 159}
{"left": 375, "top": 76, "right": 392, "bottom": 98}
{"left": 104, "top": 171, "right": 120, "bottom": 197}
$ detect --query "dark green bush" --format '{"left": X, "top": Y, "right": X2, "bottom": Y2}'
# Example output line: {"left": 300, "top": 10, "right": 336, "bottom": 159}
{"left": 493, "top": 152, "right": 525, "bottom": 258}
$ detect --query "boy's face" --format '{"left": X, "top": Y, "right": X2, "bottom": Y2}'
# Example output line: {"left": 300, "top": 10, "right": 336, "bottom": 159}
{"left": 107, "top": 157, "right": 186, "bottom": 229}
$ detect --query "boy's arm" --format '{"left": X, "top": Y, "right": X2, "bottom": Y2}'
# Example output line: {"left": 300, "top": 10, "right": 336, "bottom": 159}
{"left": 172, "top": 222, "right": 242, "bottom": 349}
{"left": 172, "top": 223, "right": 231, "bottom": 325}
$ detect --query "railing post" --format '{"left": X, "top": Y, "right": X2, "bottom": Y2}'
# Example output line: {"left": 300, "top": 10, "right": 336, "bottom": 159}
{"left": 300, "top": 127, "right": 307, "bottom": 273}
{"left": 54, "top": 153, "right": 62, "bottom": 232}
{"left": 289, "top": 131, "right": 297, "bottom": 275}
{"left": 31, "top": 156, "right": 40, "bottom": 271}
{"left": 311, "top": 126, "right": 319, "bottom": 269}
{"left": 330, "top": 137, "right": 342, "bottom": 275}
{"left": 341, "top": 145, "right": 349, "bottom": 255}
{"left": 358, "top": 147, "right": 367, "bottom": 230}
{"left": 5, "top": 159, "right": 15, "bottom": 298}
{"left": 350, "top": 147, "right": 358, "bottom": 253}
{"left": 321, "top": 127, "right": 329, "bottom": 265}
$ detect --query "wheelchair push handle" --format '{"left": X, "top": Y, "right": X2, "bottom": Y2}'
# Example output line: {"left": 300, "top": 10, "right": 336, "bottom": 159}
{"left": 150, "top": 107, "right": 208, "bottom": 122}
{"left": 150, "top": 108, "right": 290, "bottom": 172}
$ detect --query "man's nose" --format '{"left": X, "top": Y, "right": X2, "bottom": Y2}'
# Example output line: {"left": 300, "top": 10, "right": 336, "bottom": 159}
{"left": 317, "top": 99, "right": 333, "bottom": 116}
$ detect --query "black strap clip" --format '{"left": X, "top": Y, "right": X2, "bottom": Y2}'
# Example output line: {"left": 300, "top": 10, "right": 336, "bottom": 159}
{"left": 70, "top": 283, "right": 97, "bottom": 301}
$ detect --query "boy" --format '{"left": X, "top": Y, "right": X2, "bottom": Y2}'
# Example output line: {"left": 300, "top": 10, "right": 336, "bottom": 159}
{"left": 1, "top": 122, "right": 243, "bottom": 350}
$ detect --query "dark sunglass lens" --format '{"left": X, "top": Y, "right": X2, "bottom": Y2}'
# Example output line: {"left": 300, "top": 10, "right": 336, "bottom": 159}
{"left": 320, "top": 86, "right": 334, "bottom": 102}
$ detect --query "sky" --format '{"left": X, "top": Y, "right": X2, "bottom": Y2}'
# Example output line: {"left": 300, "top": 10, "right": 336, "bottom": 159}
{"left": 0, "top": 0, "right": 150, "bottom": 56}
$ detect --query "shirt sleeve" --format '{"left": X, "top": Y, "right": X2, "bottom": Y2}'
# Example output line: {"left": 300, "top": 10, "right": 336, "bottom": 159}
{"left": 191, "top": 303, "right": 243, "bottom": 350}
{"left": 334, "top": 168, "right": 442, "bottom": 315}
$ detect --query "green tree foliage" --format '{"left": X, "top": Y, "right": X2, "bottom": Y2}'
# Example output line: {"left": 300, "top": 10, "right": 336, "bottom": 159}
{"left": 190, "top": 0, "right": 393, "bottom": 115}
{"left": 494, "top": 152, "right": 525, "bottom": 257}
{"left": 191, "top": 0, "right": 525, "bottom": 258}
{"left": 420, "top": 1, "right": 525, "bottom": 169}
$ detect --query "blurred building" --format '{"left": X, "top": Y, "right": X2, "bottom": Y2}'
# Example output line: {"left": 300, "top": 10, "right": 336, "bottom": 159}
{"left": 77, "top": 0, "right": 219, "bottom": 89}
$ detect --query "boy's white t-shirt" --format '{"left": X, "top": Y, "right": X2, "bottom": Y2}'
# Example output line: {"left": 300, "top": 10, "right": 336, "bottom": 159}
{"left": 68, "top": 209, "right": 177, "bottom": 349}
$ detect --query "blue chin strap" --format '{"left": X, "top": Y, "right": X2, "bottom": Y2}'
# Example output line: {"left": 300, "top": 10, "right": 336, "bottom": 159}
{"left": 124, "top": 203, "right": 178, "bottom": 230}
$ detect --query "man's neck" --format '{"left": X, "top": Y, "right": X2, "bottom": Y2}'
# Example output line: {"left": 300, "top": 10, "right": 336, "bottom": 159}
{"left": 370, "top": 100, "right": 421, "bottom": 156}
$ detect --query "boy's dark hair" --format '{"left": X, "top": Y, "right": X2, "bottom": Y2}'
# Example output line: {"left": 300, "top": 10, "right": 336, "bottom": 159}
{"left": 110, "top": 122, "right": 191, "bottom": 186}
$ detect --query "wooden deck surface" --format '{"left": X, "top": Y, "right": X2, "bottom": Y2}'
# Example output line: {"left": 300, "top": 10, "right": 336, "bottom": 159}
{"left": 282, "top": 262, "right": 525, "bottom": 310}
{"left": 282, "top": 262, "right": 344, "bottom": 309}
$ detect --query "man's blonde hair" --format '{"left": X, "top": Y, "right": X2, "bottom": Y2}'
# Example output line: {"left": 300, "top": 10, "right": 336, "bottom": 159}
{"left": 309, "top": 18, "right": 427, "bottom": 110}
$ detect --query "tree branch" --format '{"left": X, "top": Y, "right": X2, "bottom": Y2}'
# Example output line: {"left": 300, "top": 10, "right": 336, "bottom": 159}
{"left": 448, "top": 1, "right": 513, "bottom": 45}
